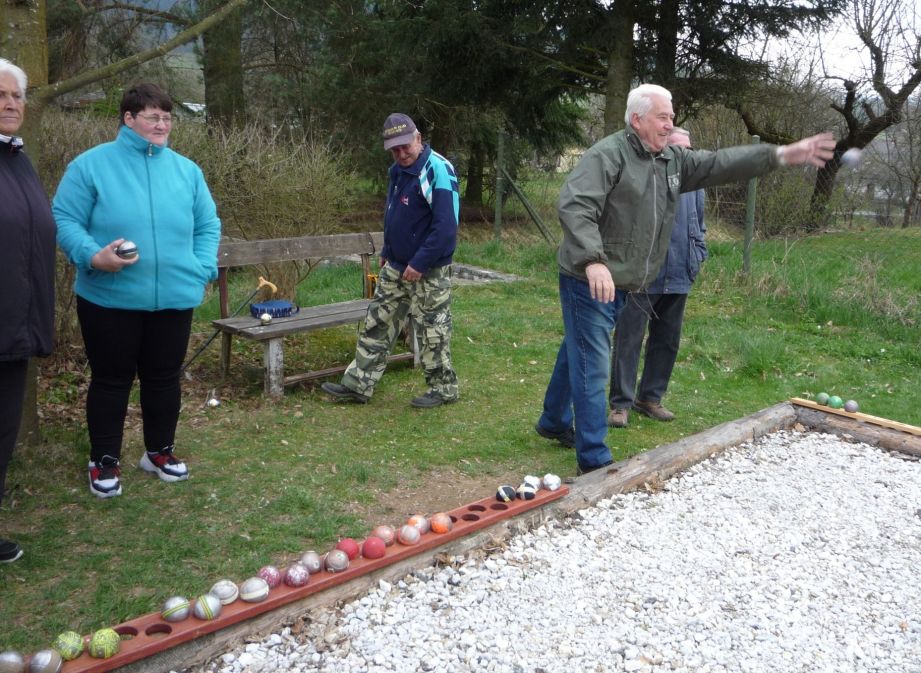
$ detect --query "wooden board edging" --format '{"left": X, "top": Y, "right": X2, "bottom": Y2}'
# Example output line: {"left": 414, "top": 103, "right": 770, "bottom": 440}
{"left": 794, "top": 407, "right": 921, "bottom": 457}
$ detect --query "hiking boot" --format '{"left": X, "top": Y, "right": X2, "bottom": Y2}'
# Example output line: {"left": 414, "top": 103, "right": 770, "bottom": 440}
{"left": 139, "top": 445, "right": 189, "bottom": 482}
{"left": 608, "top": 408, "right": 629, "bottom": 428}
{"left": 410, "top": 392, "right": 457, "bottom": 408}
{"left": 88, "top": 455, "right": 122, "bottom": 498}
{"left": 577, "top": 460, "right": 614, "bottom": 476}
{"left": 321, "top": 382, "right": 370, "bottom": 404}
{"left": 0, "top": 539, "right": 23, "bottom": 563}
{"left": 633, "top": 400, "right": 675, "bottom": 422}
{"left": 534, "top": 423, "right": 575, "bottom": 449}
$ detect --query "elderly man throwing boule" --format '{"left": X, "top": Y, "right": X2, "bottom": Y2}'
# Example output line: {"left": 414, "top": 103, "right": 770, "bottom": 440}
{"left": 322, "top": 113, "right": 460, "bottom": 408}
{"left": 535, "top": 83, "right": 835, "bottom": 475}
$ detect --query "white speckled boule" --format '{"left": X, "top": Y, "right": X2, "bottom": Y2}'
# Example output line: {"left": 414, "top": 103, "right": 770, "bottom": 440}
{"left": 542, "top": 473, "right": 562, "bottom": 491}
{"left": 209, "top": 579, "right": 240, "bottom": 605}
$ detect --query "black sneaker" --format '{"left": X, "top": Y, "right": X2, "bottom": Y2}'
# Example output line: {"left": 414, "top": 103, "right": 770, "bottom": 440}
{"left": 88, "top": 455, "right": 122, "bottom": 498}
{"left": 410, "top": 392, "right": 457, "bottom": 408}
{"left": 139, "top": 445, "right": 189, "bottom": 482}
{"left": 321, "top": 382, "right": 370, "bottom": 404}
{"left": 534, "top": 422, "right": 575, "bottom": 449}
{"left": 577, "top": 460, "right": 614, "bottom": 476}
{"left": 0, "top": 538, "right": 23, "bottom": 563}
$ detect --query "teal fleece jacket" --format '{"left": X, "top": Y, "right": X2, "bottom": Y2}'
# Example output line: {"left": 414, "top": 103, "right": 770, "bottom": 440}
{"left": 54, "top": 126, "right": 221, "bottom": 311}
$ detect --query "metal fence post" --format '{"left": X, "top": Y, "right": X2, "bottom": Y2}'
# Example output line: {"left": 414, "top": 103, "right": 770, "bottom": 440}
{"left": 743, "top": 135, "right": 760, "bottom": 275}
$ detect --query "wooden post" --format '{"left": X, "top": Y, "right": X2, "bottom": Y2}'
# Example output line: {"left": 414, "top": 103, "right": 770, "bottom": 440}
{"left": 493, "top": 128, "right": 505, "bottom": 241}
{"left": 743, "top": 135, "right": 759, "bottom": 275}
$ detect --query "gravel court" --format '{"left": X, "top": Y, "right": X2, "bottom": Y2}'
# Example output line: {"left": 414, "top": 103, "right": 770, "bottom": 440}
{"left": 186, "top": 430, "right": 921, "bottom": 673}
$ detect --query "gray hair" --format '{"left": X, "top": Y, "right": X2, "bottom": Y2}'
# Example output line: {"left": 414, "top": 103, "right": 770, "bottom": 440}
{"left": 624, "top": 84, "right": 672, "bottom": 126}
{"left": 0, "top": 58, "right": 27, "bottom": 100}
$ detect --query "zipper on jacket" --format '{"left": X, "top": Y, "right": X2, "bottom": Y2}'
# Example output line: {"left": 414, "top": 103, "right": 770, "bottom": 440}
{"left": 642, "top": 154, "right": 660, "bottom": 289}
{"left": 144, "top": 153, "right": 160, "bottom": 308}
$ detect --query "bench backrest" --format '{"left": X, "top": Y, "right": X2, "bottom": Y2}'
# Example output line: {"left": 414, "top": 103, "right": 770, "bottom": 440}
{"left": 215, "top": 232, "right": 385, "bottom": 318}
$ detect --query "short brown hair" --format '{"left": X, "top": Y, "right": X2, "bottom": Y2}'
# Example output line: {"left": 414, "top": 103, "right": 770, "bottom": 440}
{"left": 119, "top": 83, "right": 172, "bottom": 125}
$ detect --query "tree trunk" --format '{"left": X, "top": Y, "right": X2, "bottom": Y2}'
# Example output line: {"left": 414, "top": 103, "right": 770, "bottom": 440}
{"left": 653, "top": 0, "right": 679, "bottom": 92}
{"left": 807, "top": 161, "right": 841, "bottom": 231}
{"left": 201, "top": 0, "right": 245, "bottom": 127}
{"left": 465, "top": 142, "right": 484, "bottom": 207}
{"left": 603, "top": 0, "right": 636, "bottom": 137}
{"left": 2, "top": 0, "right": 48, "bottom": 446}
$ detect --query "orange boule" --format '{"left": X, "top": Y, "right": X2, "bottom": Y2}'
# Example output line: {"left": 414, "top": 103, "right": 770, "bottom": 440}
{"left": 407, "top": 514, "right": 430, "bottom": 534}
{"left": 429, "top": 512, "right": 453, "bottom": 534}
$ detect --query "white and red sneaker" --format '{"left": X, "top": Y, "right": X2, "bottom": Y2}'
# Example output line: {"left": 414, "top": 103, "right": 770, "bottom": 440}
{"left": 139, "top": 445, "right": 189, "bottom": 482}
{"left": 88, "top": 455, "right": 122, "bottom": 498}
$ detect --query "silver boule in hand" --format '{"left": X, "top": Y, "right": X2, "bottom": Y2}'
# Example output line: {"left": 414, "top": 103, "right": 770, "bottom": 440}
{"left": 116, "top": 240, "right": 138, "bottom": 259}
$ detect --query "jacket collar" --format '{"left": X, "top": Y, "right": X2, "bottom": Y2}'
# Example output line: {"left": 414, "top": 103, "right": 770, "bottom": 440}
{"left": 395, "top": 143, "right": 431, "bottom": 175}
{"left": 0, "top": 133, "right": 23, "bottom": 153}
{"left": 117, "top": 125, "right": 167, "bottom": 157}
{"left": 625, "top": 128, "right": 672, "bottom": 160}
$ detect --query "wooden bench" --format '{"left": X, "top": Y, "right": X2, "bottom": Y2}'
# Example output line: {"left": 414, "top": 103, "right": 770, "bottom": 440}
{"left": 212, "top": 232, "right": 416, "bottom": 397}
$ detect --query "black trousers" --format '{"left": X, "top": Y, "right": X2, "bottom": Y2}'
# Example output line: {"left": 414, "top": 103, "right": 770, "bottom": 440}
{"left": 0, "top": 359, "right": 29, "bottom": 505}
{"left": 609, "top": 292, "right": 688, "bottom": 410}
{"left": 77, "top": 297, "right": 193, "bottom": 463}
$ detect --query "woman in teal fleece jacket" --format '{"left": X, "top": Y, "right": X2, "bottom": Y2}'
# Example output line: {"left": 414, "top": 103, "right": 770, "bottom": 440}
{"left": 54, "top": 83, "right": 221, "bottom": 498}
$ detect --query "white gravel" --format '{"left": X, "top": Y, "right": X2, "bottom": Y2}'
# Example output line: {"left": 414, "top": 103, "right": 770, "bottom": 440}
{"left": 187, "top": 430, "right": 921, "bottom": 673}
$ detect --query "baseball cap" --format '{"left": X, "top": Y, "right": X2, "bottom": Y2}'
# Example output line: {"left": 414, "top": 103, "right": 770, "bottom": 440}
{"left": 382, "top": 113, "right": 417, "bottom": 150}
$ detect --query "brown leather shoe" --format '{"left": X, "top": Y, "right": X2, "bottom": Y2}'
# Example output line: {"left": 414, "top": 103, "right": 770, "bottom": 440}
{"left": 608, "top": 408, "right": 629, "bottom": 428}
{"left": 633, "top": 400, "right": 675, "bottom": 421}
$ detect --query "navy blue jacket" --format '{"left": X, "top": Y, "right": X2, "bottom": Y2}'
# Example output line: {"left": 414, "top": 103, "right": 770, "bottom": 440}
{"left": 0, "top": 139, "right": 55, "bottom": 361}
{"left": 381, "top": 144, "right": 459, "bottom": 274}
{"left": 646, "top": 188, "right": 707, "bottom": 295}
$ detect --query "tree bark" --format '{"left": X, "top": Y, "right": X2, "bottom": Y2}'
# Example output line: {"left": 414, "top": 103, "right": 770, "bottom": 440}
{"left": 603, "top": 0, "right": 636, "bottom": 136}
{"left": 465, "top": 141, "right": 484, "bottom": 207}
{"left": 201, "top": 0, "right": 245, "bottom": 127}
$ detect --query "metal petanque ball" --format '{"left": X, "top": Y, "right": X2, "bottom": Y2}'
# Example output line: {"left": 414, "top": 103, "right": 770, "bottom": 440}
{"left": 88, "top": 628, "right": 120, "bottom": 659}
{"left": 207, "top": 397, "right": 220, "bottom": 408}
{"left": 259, "top": 312, "right": 272, "bottom": 325}
{"left": 542, "top": 473, "right": 562, "bottom": 491}
{"left": 115, "top": 240, "right": 138, "bottom": 260}
{"left": 815, "top": 392, "right": 830, "bottom": 405}
{"left": 27, "top": 650, "right": 61, "bottom": 673}
{"left": 0, "top": 651, "right": 25, "bottom": 673}
{"left": 325, "top": 548, "right": 350, "bottom": 572}
{"left": 396, "top": 524, "right": 421, "bottom": 546}
{"left": 827, "top": 395, "right": 844, "bottom": 409}
{"left": 841, "top": 147, "right": 863, "bottom": 168}
{"left": 51, "top": 631, "right": 84, "bottom": 661}
{"left": 370, "top": 525, "right": 396, "bottom": 546}
{"left": 193, "top": 593, "right": 222, "bottom": 620}
{"left": 239, "top": 576, "right": 270, "bottom": 603}
{"left": 522, "top": 475, "right": 542, "bottom": 491}
{"left": 284, "top": 563, "right": 311, "bottom": 587}
{"left": 496, "top": 484, "right": 516, "bottom": 502}
{"left": 299, "top": 551, "right": 323, "bottom": 574}
{"left": 209, "top": 579, "right": 239, "bottom": 605}
{"left": 517, "top": 483, "right": 537, "bottom": 500}
{"left": 160, "top": 596, "right": 191, "bottom": 622}
{"left": 844, "top": 399, "right": 859, "bottom": 413}
{"left": 429, "top": 512, "right": 453, "bottom": 534}
{"left": 258, "top": 565, "right": 282, "bottom": 588}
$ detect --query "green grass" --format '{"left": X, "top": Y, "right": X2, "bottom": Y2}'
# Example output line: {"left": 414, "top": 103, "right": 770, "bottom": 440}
{"left": 1, "top": 224, "right": 920, "bottom": 653}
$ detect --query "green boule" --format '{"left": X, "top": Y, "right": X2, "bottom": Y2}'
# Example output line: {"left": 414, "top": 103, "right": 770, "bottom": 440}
{"left": 815, "top": 392, "right": 830, "bottom": 405}
{"left": 827, "top": 395, "right": 844, "bottom": 409}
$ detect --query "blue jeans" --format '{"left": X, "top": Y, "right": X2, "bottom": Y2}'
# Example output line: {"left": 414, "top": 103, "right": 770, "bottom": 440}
{"left": 538, "top": 273, "right": 625, "bottom": 471}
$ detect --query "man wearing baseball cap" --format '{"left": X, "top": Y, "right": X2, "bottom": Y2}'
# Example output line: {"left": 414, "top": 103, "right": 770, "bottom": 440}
{"left": 322, "top": 113, "right": 460, "bottom": 408}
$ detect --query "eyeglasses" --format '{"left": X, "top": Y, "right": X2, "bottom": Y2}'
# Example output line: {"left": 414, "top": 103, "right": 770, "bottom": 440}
{"left": 134, "top": 113, "right": 173, "bottom": 124}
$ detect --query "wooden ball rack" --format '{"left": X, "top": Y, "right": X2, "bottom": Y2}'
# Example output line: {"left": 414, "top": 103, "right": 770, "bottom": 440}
{"left": 55, "top": 485, "right": 568, "bottom": 673}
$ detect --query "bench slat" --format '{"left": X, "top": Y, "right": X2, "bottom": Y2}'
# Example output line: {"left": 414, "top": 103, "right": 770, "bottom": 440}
{"left": 212, "top": 299, "right": 371, "bottom": 340}
{"left": 218, "top": 232, "right": 385, "bottom": 267}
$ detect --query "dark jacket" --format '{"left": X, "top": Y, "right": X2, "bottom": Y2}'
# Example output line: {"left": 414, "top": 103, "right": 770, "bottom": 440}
{"left": 382, "top": 144, "right": 460, "bottom": 274}
{"left": 0, "top": 138, "right": 55, "bottom": 361}
{"left": 557, "top": 128, "right": 778, "bottom": 291}
{"left": 646, "top": 188, "right": 706, "bottom": 295}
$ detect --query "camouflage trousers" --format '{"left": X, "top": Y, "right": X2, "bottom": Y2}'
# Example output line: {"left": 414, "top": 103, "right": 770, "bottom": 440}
{"left": 341, "top": 263, "right": 458, "bottom": 400}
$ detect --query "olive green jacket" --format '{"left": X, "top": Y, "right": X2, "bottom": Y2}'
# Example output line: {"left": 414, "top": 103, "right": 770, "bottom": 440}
{"left": 557, "top": 128, "right": 780, "bottom": 291}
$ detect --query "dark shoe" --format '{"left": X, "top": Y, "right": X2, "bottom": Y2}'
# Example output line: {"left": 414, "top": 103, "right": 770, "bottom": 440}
{"left": 534, "top": 423, "right": 575, "bottom": 449}
{"left": 608, "top": 408, "right": 629, "bottom": 428}
{"left": 139, "top": 445, "right": 189, "bottom": 482}
{"left": 88, "top": 455, "right": 122, "bottom": 498}
{"left": 0, "top": 539, "right": 23, "bottom": 563}
{"left": 633, "top": 400, "right": 675, "bottom": 422}
{"left": 577, "top": 460, "right": 613, "bottom": 476}
{"left": 321, "top": 382, "right": 370, "bottom": 404}
{"left": 410, "top": 392, "right": 457, "bottom": 408}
